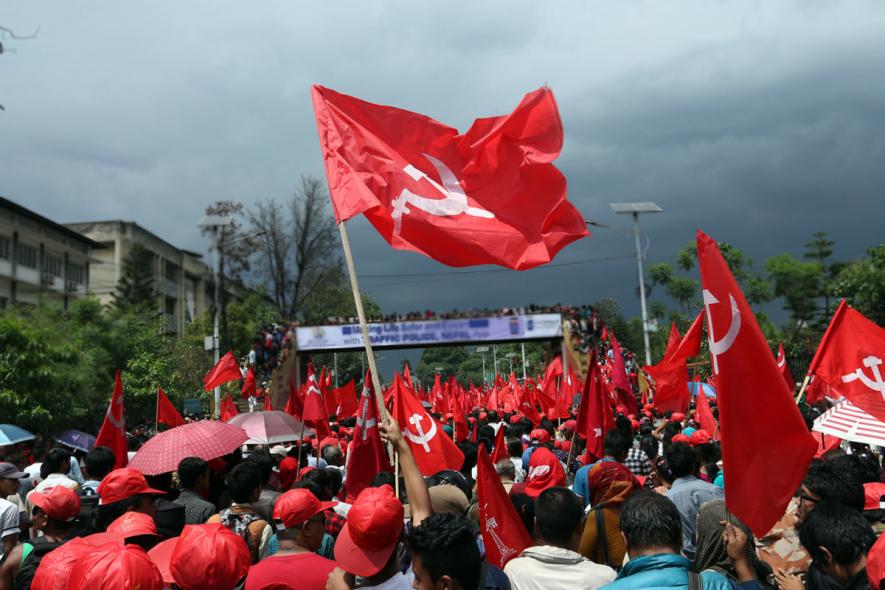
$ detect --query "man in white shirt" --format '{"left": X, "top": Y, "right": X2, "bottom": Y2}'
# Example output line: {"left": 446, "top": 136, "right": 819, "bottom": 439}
{"left": 26, "top": 449, "right": 80, "bottom": 519}
{"left": 0, "top": 498, "right": 19, "bottom": 563}
{"left": 505, "top": 487, "right": 616, "bottom": 590}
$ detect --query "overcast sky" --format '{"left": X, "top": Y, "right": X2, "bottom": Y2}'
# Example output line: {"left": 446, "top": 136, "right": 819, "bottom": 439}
{"left": 2, "top": 1, "right": 884, "bottom": 331}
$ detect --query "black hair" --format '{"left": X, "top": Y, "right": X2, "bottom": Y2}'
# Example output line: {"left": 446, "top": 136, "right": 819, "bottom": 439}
{"left": 507, "top": 438, "right": 523, "bottom": 459}
{"left": 665, "top": 443, "right": 698, "bottom": 480}
{"left": 291, "top": 479, "right": 324, "bottom": 499}
{"left": 798, "top": 501, "right": 876, "bottom": 566}
{"left": 510, "top": 492, "right": 536, "bottom": 537}
{"left": 457, "top": 442, "right": 478, "bottom": 476}
{"left": 42, "top": 448, "right": 71, "bottom": 478}
{"left": 84, "top": 446, "right": 116, "bottom": 481}
{"left": 535, "top": 487, "right": 583, "bottom": 547}
{"left": 615, "top": 415, "right": 632, "bottom": 434}
{"left": 486, "top": 410, "right": 499, "bottom": 424}
{"left": 619, "top": 490, "right": 682, "bottom": 552}
{"left": 177, "top": 457, "right": 209, "bottom": 490}
{"left": 639, "top": 435, "right": 658, "bottom": 461}
{"left": 603, "top": 429, "right": 632, "bottom": 458}
{"left": 302, "top": 469, "right": 331, "bottom": 500}
{"left": 325, "top": 468, "right": 343, "bottom": 497}
{"left": 830, "top": 453, "right": 881, "bottom": 485}
{"left": 477, "top": 425, "right": 495, "bottom": 442}
{"left": 246, "top": 451, "right": 275, "bottom": 485}
{"left": 96, "top": 495, "right": 144, "bottom": 530}
{"left": 803, "top": 460, "right": 865, "bottom": 512}
{"left": 427, "top": 470, "right": 472, "bottom": 502}
{"left": 321, "top": 444, "right": 343, "bottom": 466}
{"left": 370, "top": 471, "right": 396, "bottom": 491}
{"left": 660, "top": 422, "right": 683, "bottom": 447}
{"left": 227, "top": 462, "right": 262, "bottom": 504}
{"left": 408, "top": 513, "right": 481, "bottom": 590}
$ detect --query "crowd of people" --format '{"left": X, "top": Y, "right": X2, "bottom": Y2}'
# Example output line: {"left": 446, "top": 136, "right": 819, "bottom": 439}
{"left": 0, "top": 390, "right": 881, "bottom": 590}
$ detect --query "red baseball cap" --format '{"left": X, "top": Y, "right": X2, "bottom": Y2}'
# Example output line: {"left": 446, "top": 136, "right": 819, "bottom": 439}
{"left": 68, "top": 543, "right": 163, "bottom": 590}
{"left": 690, "top": 429, "right": 712, "bottom": 447}
{"left": 864, "top": 482, "right": 885, "bottom": 511}
{"left": 530, "top": 429, "right": 550, "bottom": 444}
{"left": 334, "top": 486, "right": 404, "bottom": 576}
{"left": 31, "top": 537, "right": 94, "bottom": 590}
{"left": 147, "top": 537, "right": 178, "bottom": 586}
{"left": 98, "top": 468, "right": 165, "bottom": 505}
{"left": 869, "top": 533, "right": 885, "bottom": 590}
{"left": 643, "top": 403, "right": 654, "bottom": 412}
{"left": 561, "top": 419, "right": 577, "bottom": 431}
{"left": 479, "top": 412, "right": 487, "bottom": 420}
{"left": 273, "top": 488, "right": 336, "bottom": 530}
{"left": 30, "top": 486, "right": 81, "bottom": 522}
{"left": 509, "top": 414, "right": 523, "bottom": 425}
{"left": 671, "top": 433, "right": 691, "bottom": 445}
{"left": 169, "top": 524, "right": 251, "bottom": 590}
{"left": 671, "top": 412, "right": 686, "bottom": 422}
{"left": 107, "top": 511, "right": 160, "bottom": 539}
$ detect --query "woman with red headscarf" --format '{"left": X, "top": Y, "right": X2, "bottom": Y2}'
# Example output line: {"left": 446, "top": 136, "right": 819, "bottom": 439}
{"left": 524, "top": 447, "right": 566, "bottom": 498}
{"left": 578, "top": 461, "right": 640, "bottom": 569}
{"left": 278, "top": 457, "right": 299, "bottom": 491}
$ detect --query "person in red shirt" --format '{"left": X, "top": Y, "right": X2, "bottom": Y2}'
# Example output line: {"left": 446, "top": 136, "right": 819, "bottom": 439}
{"left": 244, "top": 488, "right": 338, "bottom": 590}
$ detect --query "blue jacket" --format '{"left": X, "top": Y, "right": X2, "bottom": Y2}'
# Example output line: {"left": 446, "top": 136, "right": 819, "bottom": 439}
{"left": 600, "top": 554, "right": 733, "bottom": 590}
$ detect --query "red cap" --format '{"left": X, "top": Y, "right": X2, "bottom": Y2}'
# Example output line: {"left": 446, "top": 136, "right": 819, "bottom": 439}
{"left": 870, "top": 533, "right": 885, "bottom": 590}
{"left": 31, "top": 537, "right": 94, "bottom": 590}
{"left": 68, "top": 543, "right": 163, "bottom": 590}
{"left": 319, "top": 436, "right": 340, "bottom": 450}
{"left": 467, "top": 417, "right": 476, "bottom": 424}
{"left": 82, "top": 531, "right": 125, "bottom": 547}
{"left": 509, "top": 414, "right": 523, "bottom": 425}
{"left": 273, "top": 488, "right": 336, "bottom": 529}
{"left": 560, "top": 440, "right": 572, "bottom": 453}
{"left": 98, "top": 468, "right": 165, "bottom": 505}
{"left": 479, "top": 412, "right": 487, "bottom": 420}
{"left": 30, "top": 486, "right": 81, "bottom": 522}
{"left": 864, "top": 482, "right": 885, "bottom": 511}
{"left": 530, "top": 429, "right": 550, "bottom": 444}
{"left": 671, "top": 433, "right": 691, "bottom": 445}
{"left": 690, "top": 429, "right": 712, "bottom": 447}
{"left": 107, "top": 511, "right": 160, "bottom": 539}
{"left": 643, "top": 410, "right": 653, "bottom": 419}
{"left": 169, "top": 524, "right": 251, "bottom": 590}
{"left": 444, "top": 413, "right": 454, "bottom": 421}
{"left": 298, "top": 466, "right": 315, "bottom": 479}
{"left": 334, "top": 486, "right": 404, "bottom": 576}
{"left": 643, "top": 403, "right": 654, "bottom": 412}
{"left": 561, "top": 419, "right": 577, "bottom": 431}
{"left": 147, "top": 537, "right": 178, "bottom": 586}
{"left": 630, "top": 419, "right": 640, "bottom": 432}
{"left": 616, "top": 405, "right": 628, "bottom": 415}
{"left": 671, "top": 412, "right": 686, "bottom": 422}
{"left": 553, "top": 440, "right": 562, "bottom": 450}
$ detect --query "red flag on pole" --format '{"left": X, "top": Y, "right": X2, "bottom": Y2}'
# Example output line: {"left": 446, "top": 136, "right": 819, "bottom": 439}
{"left": 665, "top": 322, "right": 682, "bottom": 359}
{"left": 697, "top": 230, "right": 816, "bottom": 536}
{"left": 403, "top": 364, "right": 414, "bottom": 389}
{"left": 476, "top": 445, "right": 532, "bottom": 568}
{"left": 203, "top": 351, "right": 242, "bottom": 392}
{"left": 609, "top": 332, "right": 637, "bottom": 416}
{"left": 575, "top": 352, "right": 613, "bottom": 462}
{"left": 241, "top": 366, "right": 257, "bottom": 400}
{"left": 302, "top": 365, "right": 330, "bottom": 439}
{"left": 809, "top": 302, "right": 885, "bottom": 422}
{"left": 643, "top": 361, "right": 690, "bottom": 414}
{"left": 95, "top": 370, "right": 128, "bottom": 468}
{"left": 220, "top": 393, "right": 239, "bottom": 422}
{"left": 285, "top": 379, "right": 303, "bottom": 419}
{"left": 392, "top": 373, "right": 464, "bottom": 475}
{"left": 346, "top": 371, "right": 392, "bottom": 502}
{"left": 668, "top": 311, "right": 704, "bottom": 363}
{"left": 694, "top": 379, "right": 718, "bottom": 439}
{"left": 776, "top": 342, "right": 795, "bottom": 392}
{"left": 333, "top": 379, "right": 359, "bottom": 419}
{"left": 156, "top": 387, "right": 185, "bottom": 428}
{"left": 450, "top": 390, "right": 469, "bottom": 443}
{"left": 489, "top": 422, "right": 508, "bottom": 465}
{"left": 311, "top": 85, "right": 589, "bottom": 270}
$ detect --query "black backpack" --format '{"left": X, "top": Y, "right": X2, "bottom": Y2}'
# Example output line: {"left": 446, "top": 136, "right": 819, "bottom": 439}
{"left": 16, "top": 537, "right": 65, "bottom": 590}
{"left": 68, "top": 489, "right": 100, "bottom": 537}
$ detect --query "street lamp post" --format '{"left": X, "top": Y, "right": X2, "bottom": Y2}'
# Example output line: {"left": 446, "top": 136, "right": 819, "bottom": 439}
{"left": 610, "top": 202, "right": 662, "bottom": 367}
{"left": 475, "top": 346, "right": 489, "bottom": 386}
{"left": 198, "top": 215, "right": 232, "bottom": 419}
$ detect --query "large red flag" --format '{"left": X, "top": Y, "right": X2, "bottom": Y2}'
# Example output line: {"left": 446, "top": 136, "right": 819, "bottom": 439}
{"left": 392, "top": 373, "right": 464, "bottom": 475}
{"left": 311, "top": 85, "right": 589, "bottom": 270}
{"left": 220, "top": 393, "right": 239, "bottom": 422}
{"left": 776, "top": 342, "right": 795, "bottom": 392}
{"left": 609, "top": 332, "right": 637, "bottom": 416}
{"left": 644, "top": 361, "right": 690, "bottom": 414}
{"left": 203, "top": 351, "right": 242, "bottom": 392}
{"left": 697, "top": 230, "right": 816, "bottom": 536}
{"left": 575, "top": 352, "right": 613, "bottom": 462}
{"left": 694, "top": 379, "right": 718, "bottom": 439}
{"left": 241, "top": 366, "right": 257, "bottom": 400}
{"left": 333, "top": 379, "right": 359, "bottom": 419}
{"left": 156, "top": 387, "right": 185, "bottom": 428}
{"left": 346, "top": 371, "right": 392, "bottom": 502}
{"left": 302, "top": 366, "right": 331, "bottom": 439}
{"left": 476, "top": 446, "right": 532, "bottom": 568}
{"left": 665, "top": 322, "right": 682, "bottom": 359}
{"left": 668, "top": 311, "right": 704, "bottom": 363}
{"left": 95, "top": 371, "right": 128, "bottom": 468}
{"left": 810, "top": 301, "right": 885, "bottom": 422}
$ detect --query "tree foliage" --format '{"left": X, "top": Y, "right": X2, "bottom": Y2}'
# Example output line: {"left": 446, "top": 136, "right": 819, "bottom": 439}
{"left": 112, "top": 243, "right": 156, "bottom": 311}
{"left": 831, "top": 245, "right": 885, "bottom": 326}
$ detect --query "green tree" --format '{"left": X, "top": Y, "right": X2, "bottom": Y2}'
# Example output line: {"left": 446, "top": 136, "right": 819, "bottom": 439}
{"left": 804, "top": 231, "right": 836, "bottom": 320}
{"left": 112, "top": 243, "right": 156, "bottom": 311}
{"left": 765, "top": 254, "right": 822, "bottom": 331}
{"left": 830, "top": 245, "right": 885, "bottom": 326}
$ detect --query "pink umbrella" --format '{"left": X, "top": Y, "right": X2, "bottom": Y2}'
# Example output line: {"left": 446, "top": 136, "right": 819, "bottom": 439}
{"left": 129, "top": 421, "right": 248, "bottom": 475}
{"left": 227, "top": 410, "right": 312, "bottom": 445}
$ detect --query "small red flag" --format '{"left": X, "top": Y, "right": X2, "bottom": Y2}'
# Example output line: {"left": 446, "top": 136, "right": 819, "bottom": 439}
{"left": 263, "top": 391, "right": 273, "bottom": 411}
{"left": 302, "top": 365, "right": 330, "bottom": 439}
{"left": 311, "top": 85, "right": 589, "bottom": 270}
{"left": 403, "top": 364, "right": 414, "bottom": 389}
{"left": 203, "top": 351, "right": 242, "bottom": 392}
{"left": 156, "top": 386, "right": 185, "bottom": 428}
{"left": 668, "top": 311, "right": 704, "bottom": 363}
{"left": 476, "top": 446, "right": 532, "bottom": 568}
{"left": 220, "top": 393, "right": 239, "bottom": 422}
{"left": 610, "top": 332, "right": 637, "bottom": 416}
{"left": 346, "top": 371, "right": 392, "bottom": 502}
{"left": 450, "top": 389, "right": 469, "bottom": 443}
{"left": 808, "top": 301, "right": 885, "bottom": 422}
{"left": 241, "top": 366, "right": 257, "bottom": 400}
{"left": 575, "top": 352, "right": 613, "bottom": 462}
{"left": 489, "top": 422, "right": 508, "bottom": 465}
{"left": 95, "top": 371, "right": 128, "bottom": 468}
{"left": 392, "top": 373, "right": 463, "bottom": 476}
{"left": 694, "top": 379, "right": 718, "bottom": 439}
{"left": 776, "top": 342, "right": 795, "bottom": 392}
{"left": 665, "top": 322, "right": 682, "bottom": 359}
{"left": 697, "top": 230, "right": 816, "bottom": 536}
{"left": 644, "top": 361, "right": 690, "bottom": 414}
{"left": 285, "top": 379, "right": 303, "bottom": 419}
{"left": 333, "top": 379, "right": 359, "bottom": 419}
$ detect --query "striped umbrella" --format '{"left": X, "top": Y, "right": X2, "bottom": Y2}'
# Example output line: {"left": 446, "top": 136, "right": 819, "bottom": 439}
{"left": 129, "top": 421, "right": 248, "bottom": 476}
{"left": 813, "top": 399, "right": 885, "bottom": 447}
{"left": 0, "top": 424, "right": 35, "bottom": 446}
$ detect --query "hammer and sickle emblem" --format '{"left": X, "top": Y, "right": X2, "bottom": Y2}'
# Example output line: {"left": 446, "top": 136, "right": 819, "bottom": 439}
{"left": 107, "top": 394, "right": 125, "bottom": 430}
{"left": 703, "top": 289, "right": 741, "bottom": 375}
{"left": 391, "top": 154, "right": 495, "bottom": 233}
{"left": 842, "top": 356, "right": 885, "bottom": 397}
{"left": 404, "top": 413, "right": 437, "bottom": 452}
{"left": 356, "top": 385, "right": 377, "bottom": 441}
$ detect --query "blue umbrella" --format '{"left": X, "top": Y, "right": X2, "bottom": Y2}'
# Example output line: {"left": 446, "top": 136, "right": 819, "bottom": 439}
{"left": 55, "top": 430, "right": 96, "bottom": 453}
{"left": 0, "top": 424, "right": 35, "bottom": 446}
{"left": 687, "top": 381, "right": 717, "bottom": 399}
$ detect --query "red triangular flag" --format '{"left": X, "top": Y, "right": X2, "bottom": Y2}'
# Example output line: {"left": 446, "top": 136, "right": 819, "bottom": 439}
{"left": 694, "top": 379, "right": 718, "bottom": 439}
{"left": 311, "top": 85, "right": 589, "bottom": 270}
{"left": 392, "top": 373, "right": 463, "bottom": 475}
{"left": 220, "top": 393, "right": 239, "bottom": 422}
{"left": 664, "top": 322, "right": 682, "bottom": 359}
{"left": 285, "top": 379, "right": 303, "bottom": 419}
{"left": 95, "top": 371, "right": 128, "bottom": 468}
{"left": 241, "top": 366, "right": 257, "bottom": 400}
{"left": 476, "top": 445, "right": 532, "bottom": 568}
{"left": 808, "top": 301, "right": 885, "bottom": 422}
{"left": 346, "top": 370, "right": 392, "bottom": 502}
{"left": 776, "top": 342, "right": 795, "bottom": 392}
{"left": 450, "top": 389, "right": 469, "bottom": 443}
{"left": 302, "top": 365, "right": 330, "bottom": 439}
{"left": 610, "top": 332, "right": 637, "bottom": 416}
{"left": 643, "top": 360, "right": 690, "bottom": 414}
{"left": 203, "top": 351, "right": 242, "bottom": 391}
{"left": 403, "top": 364, "right": 414, "bottom": 389}
{"left": 489, "top": 422, "right": 508, "bottom": 465}
{"left": 668, "top": 311, "right": 704, "bottom": 363}
{"left": 697, "top": 230, "right": 816, "bottom": 536}
{"left": 575, "top": 352, "right": 613, "bottom": 462}
{"left": 156, "top": 386, "right": 185, "bottom": 428}
{"left": 333, "top": 379, "right": 359, "bottom": 419}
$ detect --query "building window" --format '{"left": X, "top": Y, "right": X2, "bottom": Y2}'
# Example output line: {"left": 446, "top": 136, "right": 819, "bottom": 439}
{"left": 68, "top": 262, "right": 86, "bottom": 286}
{"left": 15, "top": 243, "right": 37, "bottom": 269}
{"left": 0, "top": 236, "right": 10, "bottom": 260}
{"left": 45, "top": 254, "right": 63, "bottom": 277}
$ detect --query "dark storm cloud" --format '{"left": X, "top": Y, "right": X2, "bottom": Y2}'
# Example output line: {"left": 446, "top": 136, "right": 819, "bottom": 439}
{"left": 2, "top": 1, "right": 884, "bottom": 327}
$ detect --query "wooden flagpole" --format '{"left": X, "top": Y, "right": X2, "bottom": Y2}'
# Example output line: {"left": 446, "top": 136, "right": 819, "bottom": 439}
{"left": 794, "top": 374, "right": 811, "bottom": 404}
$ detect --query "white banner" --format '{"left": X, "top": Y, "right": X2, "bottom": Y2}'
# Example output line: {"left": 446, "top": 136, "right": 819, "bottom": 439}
{"left": 295, "top": 313, "right": 562, "bottom": 351}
